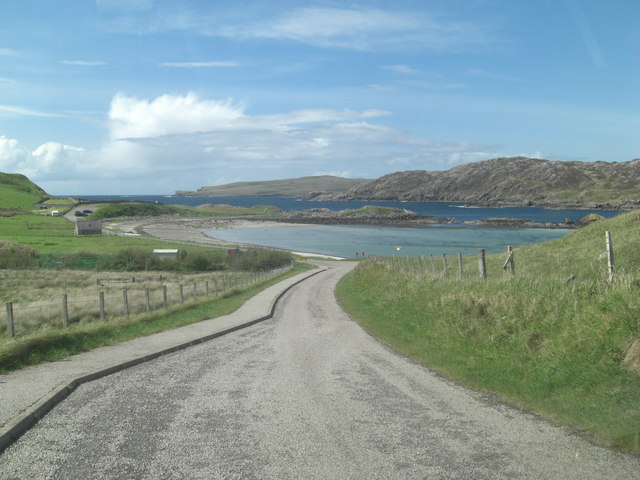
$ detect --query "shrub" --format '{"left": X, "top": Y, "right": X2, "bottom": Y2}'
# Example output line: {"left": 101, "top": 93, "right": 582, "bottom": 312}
{"left": 0, "top": 241, "right": 36, "bottom": 268}
{"left": 226, "top": 248, "right": 292, "bottom": 271}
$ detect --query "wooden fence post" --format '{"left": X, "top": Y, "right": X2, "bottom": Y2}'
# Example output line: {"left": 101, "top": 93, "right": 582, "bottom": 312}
{"left": 123, "top": 289, "right": 129, "bottom": 317}
{"left": 206, "top": 280, "right": 210, "bottom": 296}
{"left": 442, "top": 254, "right": 448, "bottom": 278}
{"left": 193, "top": 282, "right": 197, "bottom": 300}
{"left": 458, "top": 252, "right": 464, "bottom": 279}
{"left": 429, "top": 255, "right": 435, "bottom": 273}
{"left": 62, "top": 294, "right": 69, "bottom": 328}
{"left": 606, "top": 231, "right": 615, "bottom": 282}
{"left": 478, "top": 248, "right": 487, "bottom": 280}
{"left": 179, "top": 284, "right": 184, "bottom": 304}
{"left": 163, "top": 285, "right": 168, "bottom": 308}
{"left": 145, "top": 287, "right": 151, "bottom": 312}
{"left": 99, "top": 292, "right": 105, "bottom": 321}
{"left": 503, "top": 245, "right": 515, "bottom": 276}
{"left": 6, "top": 302, "right": 14, "bottom": 339}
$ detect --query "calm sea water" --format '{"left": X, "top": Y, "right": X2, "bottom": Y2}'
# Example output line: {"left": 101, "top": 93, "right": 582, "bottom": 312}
{"left": 80, "top": 195, "right": 621, "bottom": 223}
{"left": 79, "top": 195, "right": 620, "bottom": 258}
{"left": 206, "top": 224, "right": 572, "bottom": 258}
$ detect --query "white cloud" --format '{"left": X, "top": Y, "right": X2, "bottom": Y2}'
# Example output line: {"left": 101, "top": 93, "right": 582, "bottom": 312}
{"left": 0, "top": 136, "right": 88, "bottom": 182}
{"left": 0, "top": 104, "right": 63, "bottom": 118}
{"left": 0, "top": 136, "right": 29, "bottom": 170}
{"left": 108, "top": 92, "right": 246, "bottom": 139}
{"left": 220, "top": 7, "right": 492, "bottom": 53}
{"left": 0, "top": 93, "right": 496, "bottom": 194}
{"left": 0, "top": 48, "right": 18, "bottom": 56}
{"left": 159, "top": 61, "right": 239, "bottom": 68}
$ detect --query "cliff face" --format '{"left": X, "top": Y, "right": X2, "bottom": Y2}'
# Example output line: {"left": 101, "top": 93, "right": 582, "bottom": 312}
{"left": 317, "top": 157, "right": 640, "bottom": 208}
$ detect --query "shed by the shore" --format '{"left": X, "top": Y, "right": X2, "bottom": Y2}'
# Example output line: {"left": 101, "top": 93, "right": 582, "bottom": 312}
{"left": 74, "top": 220, "right": 102, "bottom": 235}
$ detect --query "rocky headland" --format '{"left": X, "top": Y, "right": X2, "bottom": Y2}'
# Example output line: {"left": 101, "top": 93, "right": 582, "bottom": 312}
{"left": 307, "top": 157, "right": 640, "bottom": 209}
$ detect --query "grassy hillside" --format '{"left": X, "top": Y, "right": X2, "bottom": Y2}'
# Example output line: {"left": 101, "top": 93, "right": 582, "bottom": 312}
{"left": 337, "top": 210, "right": 640, "bottom": 452}
{"left": 0, "top": 173, "right": 48, "bottom": 211}
{"left": 176, "top": 175, "right": 370, "bottom": 197}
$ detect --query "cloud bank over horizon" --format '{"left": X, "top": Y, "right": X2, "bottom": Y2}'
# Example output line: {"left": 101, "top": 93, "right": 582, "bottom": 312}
{"left": 0, "top": 92, "right": 494, "bottom": 194}
{"left": 1, "top": 1, "right": 638, "bottom": 194}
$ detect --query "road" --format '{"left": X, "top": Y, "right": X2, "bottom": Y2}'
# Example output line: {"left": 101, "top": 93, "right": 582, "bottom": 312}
{"left": 1, "top": 261, "right": 639, "bottom": 479}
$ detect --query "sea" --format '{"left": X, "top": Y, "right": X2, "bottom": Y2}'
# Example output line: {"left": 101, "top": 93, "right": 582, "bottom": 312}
{"left": 80, "top": 195, "right": 623, "bottom": 258}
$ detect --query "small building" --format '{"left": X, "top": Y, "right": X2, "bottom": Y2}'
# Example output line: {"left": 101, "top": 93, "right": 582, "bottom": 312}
{"left": 74, "top": 220, "right": 102, "bottom": 235}
{"left": 153, "top": 249, "right": 180, "bottom": 261}
{"left": 50, "top": 210, "right": 59, "bottom": 216}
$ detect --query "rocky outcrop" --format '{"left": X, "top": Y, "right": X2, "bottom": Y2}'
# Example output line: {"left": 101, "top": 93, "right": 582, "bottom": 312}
{"left": 315, "top": 157, "right": 640, "bottom": 209}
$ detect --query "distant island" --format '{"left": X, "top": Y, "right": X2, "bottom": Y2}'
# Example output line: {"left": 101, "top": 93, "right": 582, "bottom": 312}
{"left": 175, "top": 175, "right": 370, "bottom": 198}
{"left": 178, "top": 157, "right": 640, "bottom": 209}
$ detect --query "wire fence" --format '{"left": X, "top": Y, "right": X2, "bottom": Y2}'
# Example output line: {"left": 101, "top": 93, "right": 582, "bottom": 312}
{"left": 2, "top": 265, "right": 293, "bottom": 340}
{"left": 368, "top": 230, "right": 620, "bottom": 284}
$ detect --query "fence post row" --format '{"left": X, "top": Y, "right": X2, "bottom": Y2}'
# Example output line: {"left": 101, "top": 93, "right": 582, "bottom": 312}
{"left": 3, "top": 266, "right": 292, "bottom": 338}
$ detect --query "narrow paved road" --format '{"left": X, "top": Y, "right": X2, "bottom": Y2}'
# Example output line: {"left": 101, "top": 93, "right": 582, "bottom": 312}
{"left": 1, "top": 261, "right": 639, "bottom": 479}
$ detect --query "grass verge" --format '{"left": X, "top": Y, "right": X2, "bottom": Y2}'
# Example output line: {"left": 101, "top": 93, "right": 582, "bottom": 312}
{"left": 336, "top": 211, "right": 640, "bottom": 453}
{"left": 0, "top": 262, "right": 313, "bottom": 373}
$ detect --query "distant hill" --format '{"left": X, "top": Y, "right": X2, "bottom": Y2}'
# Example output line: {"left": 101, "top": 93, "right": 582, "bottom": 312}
{"left": 312, "top": 157, "right": 640, "bottom": 209}
{"left": 175, "top": 175, "right": 370, "bottom": 198}
{"left": 0, "top": 173, "right": 49, "bottom": 210}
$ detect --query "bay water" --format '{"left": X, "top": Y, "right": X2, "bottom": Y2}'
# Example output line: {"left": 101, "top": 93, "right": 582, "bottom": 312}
{"left": 80, "top": 195, "right": 621, "bottom": 258}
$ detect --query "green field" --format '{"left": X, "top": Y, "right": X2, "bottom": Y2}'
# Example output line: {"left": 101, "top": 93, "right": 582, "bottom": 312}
{"left": 337, "top": 210, "right": 640, "bottom": 453}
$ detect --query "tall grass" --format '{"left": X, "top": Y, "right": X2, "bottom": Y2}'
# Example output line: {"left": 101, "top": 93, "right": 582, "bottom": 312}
{"left": 337, "top": 211, "right": 640, "bottom": 452}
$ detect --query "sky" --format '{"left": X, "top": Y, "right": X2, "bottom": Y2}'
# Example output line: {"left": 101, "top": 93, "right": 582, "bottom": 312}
{"left": 0, "top": 0, "right": 639, "bottom": 195}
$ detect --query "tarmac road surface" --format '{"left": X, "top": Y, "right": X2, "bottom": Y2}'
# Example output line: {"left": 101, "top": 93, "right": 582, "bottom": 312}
{"left": 1, "top": 261, "right": 639, "bottom": 479}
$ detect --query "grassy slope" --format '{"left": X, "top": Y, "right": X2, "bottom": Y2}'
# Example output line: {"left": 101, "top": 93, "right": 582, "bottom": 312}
{"left": 336, "top": 210, "right": 640, "bottom": 452}
{"left": 0, "top": 173, "right": 48, "bottom": 211}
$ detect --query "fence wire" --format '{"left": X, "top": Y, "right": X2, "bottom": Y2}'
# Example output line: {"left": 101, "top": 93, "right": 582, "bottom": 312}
{"left": 1, "top": 266, "right": 292, "bottom": 339}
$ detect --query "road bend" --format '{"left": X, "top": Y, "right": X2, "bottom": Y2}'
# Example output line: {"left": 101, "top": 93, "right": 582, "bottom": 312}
{"left": 1, "top": 261, "right": 639, "bottom": 479}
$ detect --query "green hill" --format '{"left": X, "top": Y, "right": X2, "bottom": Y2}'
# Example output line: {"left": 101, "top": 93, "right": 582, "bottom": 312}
{"left": 0, "top": 173, "right": 49, "bottom": 211}
{"left": 175, "top": 175, "right": 370, "bottom": 197}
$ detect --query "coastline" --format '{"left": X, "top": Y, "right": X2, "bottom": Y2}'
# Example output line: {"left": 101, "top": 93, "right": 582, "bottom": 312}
{"left": 109, "top": 217, "right": 348, "bottom": 260}
{"left": 104, "top": 215, "right": 575, "bottom": 260}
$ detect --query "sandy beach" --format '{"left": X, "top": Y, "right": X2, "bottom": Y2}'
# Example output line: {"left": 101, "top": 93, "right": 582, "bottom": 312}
{"left": 105, "top": 217, "right": 346, "bottom": 260}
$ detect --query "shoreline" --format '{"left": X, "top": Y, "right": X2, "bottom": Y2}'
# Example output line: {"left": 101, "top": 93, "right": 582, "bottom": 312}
{"left": 113, "top": 217, "right": 348, "bottom": 260}
{"left": 106, "top": 216, "right": 575, "bottom": 260}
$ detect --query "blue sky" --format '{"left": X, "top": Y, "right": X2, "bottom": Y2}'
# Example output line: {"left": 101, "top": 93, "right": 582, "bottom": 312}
{"left": 0, "top": 0, "right": 638, "bottom": 194}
